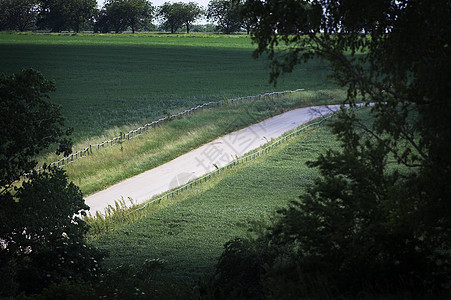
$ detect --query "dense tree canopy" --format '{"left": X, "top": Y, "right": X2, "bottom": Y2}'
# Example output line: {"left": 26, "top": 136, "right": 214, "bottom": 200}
{"left": 211, "top": 0, "right": 451, "bottom": 297}
{"left": 179, "top": 2, "right": 203, "bottom": 34}
{"left": 38, "top": 0, "right": 97, "bottom": 32}
{"left": 158, "top": 1, "right": 204, "bottom": 34}
{"left": 0, "top": 69, "right": 104, "bottom": 297}
{"left": 0, "top": 0, "right": 156, "bottom": 33}
{"left": 158, "top": 2, "right": 184, "bottom": 33}
{"left": 207, "top": 0, "right": 241, "bottom": 34}
{"left": 0, "top": 0, "right": 39, "bottom": 31}
{"left": 0, "top": 166, "right": 104, "bottom": 296}
{"left": 0, "top": 0, "right": 213, "bottom": 33}
{"left": 0, "top": 69, "right": 72, "bottom": 188}
{"left": 102, "top": 0, "right": 154, "bottom": 33}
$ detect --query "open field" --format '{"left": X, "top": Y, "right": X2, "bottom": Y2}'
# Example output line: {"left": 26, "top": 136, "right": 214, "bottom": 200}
{"left": 0, "top": 32, "right": 336, "bottom": 143}
{"left": 0, "top": 32, "right": 344, "bottom": 285}
{"left": 90, "top": 117, "right": 341, "bottom": 283}
{"left": 1, "top": 32, "right": 340, "bottom": 196}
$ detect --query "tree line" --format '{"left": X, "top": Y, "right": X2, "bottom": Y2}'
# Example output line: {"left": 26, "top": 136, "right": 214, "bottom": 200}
{"left": 0, "top": 0, "right": 250, "bottom": 34}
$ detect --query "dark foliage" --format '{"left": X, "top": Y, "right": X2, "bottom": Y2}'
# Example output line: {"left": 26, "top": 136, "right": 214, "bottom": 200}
{"left": 158, "top": 1, "right": 204, "bottom": 34}
{"left": 0, "top": 167, "right": 105, "bottom": 296}
{"left": 0, "top": 68, "right": 72, "bottom": 188}
{"left": 210, "top": 0, "right": 451, "bottom": 298}
{"left": 37, "top": 0, "right": 97, "bottom": 32}
{"left": 158, "top": 2, "right": 184, "bottom": 34}
{"left": 0, "top": 69, "right": 105, "bottom": 297}
{"left": 101, "top": 0, "right": 154, "bottom": 34}
{"left": 0, "top": 0, "right": 39, "bottom": 31}
{"left": 207, "top": 0, "right": 242, "bottom": 34}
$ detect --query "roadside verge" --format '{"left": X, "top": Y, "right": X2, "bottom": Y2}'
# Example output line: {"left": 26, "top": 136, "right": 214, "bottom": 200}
{"left": 85, "top": 104, "right": 341, "bottom": 216}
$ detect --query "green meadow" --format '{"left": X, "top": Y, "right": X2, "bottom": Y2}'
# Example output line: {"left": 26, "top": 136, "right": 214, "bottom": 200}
{"left": 90, "top": 119, "right": 341, "bottom": 283}
{"left": 0, "top": 32, "right": 336, "bottom": 143}
{"left": 0, "top": 32, "right": 344, "bottom": 284}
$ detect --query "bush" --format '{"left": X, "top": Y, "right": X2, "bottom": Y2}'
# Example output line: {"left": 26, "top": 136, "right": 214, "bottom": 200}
{"left": 208, "top": 114, "right": 450, "bottom": 299}
{"left": 0, "top": 69, "right": 105, "bottom": 297}
{"left": 0, "top": 166, "right": 105, "bottom": 297}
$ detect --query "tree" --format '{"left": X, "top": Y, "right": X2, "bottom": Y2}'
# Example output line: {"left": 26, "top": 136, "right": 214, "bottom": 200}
{"left": 180, "top": 2, "right": 203, "bottom": 34}
{"left": 158, "top": 1, "right": 185, "bottom": 34}
{"left": 212, "top": 0, "right": 451, "bottom": 297}
{"left": 207, "top": 0, "right": 241, "bottom": 34}
{"left": 158, "top": 1, "right": 204, "bottom": 34}
{"left": 0, "top": 167, "right": 104, "bottom": 296}
{"left": 0, "top": 69, "right": 104, "bottom": 297}
{"left": 93, "top": 7, "right": 110, "bottom": 33}
{"left": 0, "top": 0, "right": 39, "bottom": 32}
{"left": 0, "top": 69, "right": 72, "bottom": 188}
{"left": 126, "top": 0, "right": 154, "bottom": 34}
{"left": 37, "top": 0, "right": 67, "bottom": 32}
{"left": 103, "top": 0, "right": 154, "bottom": 34}
{"left": 38, "top": 0, "right": 96, "bottom": 32}
{"left": 102, "top": 0, "right": 127, "bottom": 33}
{"left": 68, "top": 0, "right": 97, "bottom": 32}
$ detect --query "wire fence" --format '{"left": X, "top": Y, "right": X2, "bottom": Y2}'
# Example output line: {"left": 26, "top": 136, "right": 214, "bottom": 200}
{"left": 41, "top": 89, "right": 305, "bottom": 171}
{"left": 85, "top": 104, "right": 372, "bottom": 234}
{"left": 125, "top": 111, "right": 336, "bottom": 216}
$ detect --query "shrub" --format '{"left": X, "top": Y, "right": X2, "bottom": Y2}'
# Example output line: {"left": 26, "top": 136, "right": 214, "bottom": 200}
{"left": 209, "top": 113, "right": 450, "bottom": 299}
{"left": 0, "top": 166, "right": 105, "bottom": 296}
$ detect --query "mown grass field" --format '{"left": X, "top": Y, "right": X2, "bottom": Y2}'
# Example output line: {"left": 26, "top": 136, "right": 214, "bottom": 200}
{"left": 90, "top": 118, "right": 341, "bottom": 284}
{"left": 0, "top": 32, "right": 336, "bottom": 143}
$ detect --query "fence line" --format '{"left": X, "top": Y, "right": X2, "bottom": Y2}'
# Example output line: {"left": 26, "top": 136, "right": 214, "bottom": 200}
{"left": 39, "top": 89, "right": 305, "bottom": 171}
{"left": 125, "top": 111, "right": 337, "bottom": 216}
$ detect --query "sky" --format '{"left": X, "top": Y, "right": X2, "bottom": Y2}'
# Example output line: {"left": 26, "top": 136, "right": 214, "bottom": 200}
{"left": 96, "top": 0, "right": 211, "bottom": 9}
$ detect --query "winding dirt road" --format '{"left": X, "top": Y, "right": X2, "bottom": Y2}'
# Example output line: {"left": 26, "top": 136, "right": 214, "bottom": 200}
{"left": 85, "top": 105, "right": 341, "bottom": 215}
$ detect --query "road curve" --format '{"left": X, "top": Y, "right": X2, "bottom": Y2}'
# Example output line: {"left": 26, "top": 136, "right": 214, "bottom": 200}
{"left": 85, "top": 104, "right": 341, "bottom": 215}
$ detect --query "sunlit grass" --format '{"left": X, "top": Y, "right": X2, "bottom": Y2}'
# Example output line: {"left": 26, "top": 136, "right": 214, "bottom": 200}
{"left": 39, "top": 89, "right": 346, "bottom": 195}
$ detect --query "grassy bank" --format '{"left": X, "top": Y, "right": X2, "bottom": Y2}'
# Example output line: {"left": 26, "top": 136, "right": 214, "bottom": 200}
{"left": 0, "top": 32, "right": 336, "bottom": 143}
{"left": 89, "top": 113, "right": 342, "bottom": 283}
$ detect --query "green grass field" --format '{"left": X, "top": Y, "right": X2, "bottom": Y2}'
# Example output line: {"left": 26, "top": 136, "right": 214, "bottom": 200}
{"left": 0, "top": 32, "right": 343, "bottom": 284}
{"left": 90, "top": 119, "right": 340, "bottom": 284}
{"left": 1, "top": 32, "right": 340, "bottom": 196}
{"left": 0, "top": 32, "right": 336, "bottom": 143}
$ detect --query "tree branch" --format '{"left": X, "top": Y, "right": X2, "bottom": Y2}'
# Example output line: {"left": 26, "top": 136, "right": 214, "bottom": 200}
{"left": 353, "top": 122, "right": 425, "bottom": 169}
